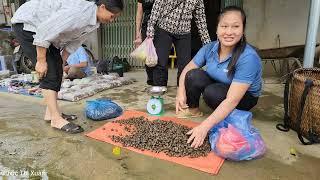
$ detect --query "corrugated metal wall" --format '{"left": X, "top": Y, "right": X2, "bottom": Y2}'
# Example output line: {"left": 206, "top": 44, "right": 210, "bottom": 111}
{"left": 101, "top": 0, "right": 143, "bottom": 67}
{"left": 101, "top": 0, "right": 243, "bottom": 68}
{"left": 221, "top": 0, "right": 243, "bottom": 8}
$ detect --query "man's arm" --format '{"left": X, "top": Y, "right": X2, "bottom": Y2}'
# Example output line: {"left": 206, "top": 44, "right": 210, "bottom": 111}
{"left": 61, "top": 50, "right": 70, "bottom": 62}
{"left": 67, "top": 62, "right": 88, "bottom": 68}
{"left": 35, "top": 46, "right": 48, "bottom": 78}
{"left": 36, "top": 46, "right": 47, "bottom": 60}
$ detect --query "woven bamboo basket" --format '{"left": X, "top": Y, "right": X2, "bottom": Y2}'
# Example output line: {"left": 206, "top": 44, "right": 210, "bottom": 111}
{"left": 288, "top": 68, "right": 320, "bottom": 141}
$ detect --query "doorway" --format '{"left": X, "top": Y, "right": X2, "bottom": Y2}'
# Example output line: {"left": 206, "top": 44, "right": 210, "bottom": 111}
{"left": 191, "top": 0, "right": 221, "bottom": 57}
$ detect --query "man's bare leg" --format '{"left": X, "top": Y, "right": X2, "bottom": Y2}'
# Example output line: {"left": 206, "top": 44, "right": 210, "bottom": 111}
{"left": 44, "top": 106, "right": 51, "bottom": 121}
{"left": 44, "top": 104, "right": 62, "bottom": 122}
{"left": 42, "top": 89, "right": 68, "bottom": 128}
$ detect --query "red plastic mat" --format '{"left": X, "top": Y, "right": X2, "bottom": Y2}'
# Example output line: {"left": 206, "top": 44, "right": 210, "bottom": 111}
{"left": 86, "top": 110, "right": 224, "bottom": 175}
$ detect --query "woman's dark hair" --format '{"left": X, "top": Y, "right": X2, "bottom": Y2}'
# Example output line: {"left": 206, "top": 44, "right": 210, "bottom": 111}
{"left": 96, "top": 0, "right": 124, "bottom": 14}
{"left": 218, "top": 6, "right": 247, "bottom": 77}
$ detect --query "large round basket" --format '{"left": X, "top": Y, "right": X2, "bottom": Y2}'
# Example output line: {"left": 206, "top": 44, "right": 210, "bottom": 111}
{"left": 277, "top": 68, "right": 320, "bottom": 144}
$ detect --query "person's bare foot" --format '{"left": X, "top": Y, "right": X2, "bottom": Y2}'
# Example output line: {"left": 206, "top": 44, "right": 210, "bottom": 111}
{"left": 189, "top": 108, "right": 202, "bottom": 115}
{"left": 50, "top": 116, "right": 69, "bottom": 129}
{"left": 177, "top": 108, "right": 203, "bottom": 118}
{"left": 51, "top": 116, "right": 84, "bottom": 133}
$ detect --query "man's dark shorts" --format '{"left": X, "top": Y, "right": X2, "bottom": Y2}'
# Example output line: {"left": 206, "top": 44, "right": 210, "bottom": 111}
{"left": 12, "top": 23, "right": 63, "bottom": 92}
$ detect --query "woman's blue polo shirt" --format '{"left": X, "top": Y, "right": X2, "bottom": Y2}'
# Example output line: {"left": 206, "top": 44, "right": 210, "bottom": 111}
{"left": 193, "top": 41, "right": 262, "bottom": 97}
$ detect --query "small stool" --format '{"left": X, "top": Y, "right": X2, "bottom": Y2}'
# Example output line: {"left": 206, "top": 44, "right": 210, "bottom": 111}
{"left": 169, "top": 45, "right": 177, "bottom": 69}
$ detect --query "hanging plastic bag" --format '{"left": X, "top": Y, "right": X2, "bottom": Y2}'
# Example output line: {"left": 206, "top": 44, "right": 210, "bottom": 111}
{"left": 85, "top": 98, "right": 123, "bottom": 121}
{"left": 209, "top": 109, "right": 266, "bottom": 161}
{"left": 145, "top": 38, "right": 158, "bottom": 67}
{"left": 130, "top": 38, "right": 158, "bottom": 67}
{"left": 130, "top": 39, "right": 148, "bottom": 62}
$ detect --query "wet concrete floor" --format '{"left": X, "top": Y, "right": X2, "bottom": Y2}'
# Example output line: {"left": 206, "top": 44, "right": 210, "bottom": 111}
{"left": 0, "top": 69, "right": 320, "bottom": 180}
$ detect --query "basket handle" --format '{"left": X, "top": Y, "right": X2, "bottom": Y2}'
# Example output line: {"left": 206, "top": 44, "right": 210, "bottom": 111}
{"left": 276, "top": 73, "right": 292, "bottom": 132}
{"left": 296, "top": 79, "right": 314, "bottom": 145}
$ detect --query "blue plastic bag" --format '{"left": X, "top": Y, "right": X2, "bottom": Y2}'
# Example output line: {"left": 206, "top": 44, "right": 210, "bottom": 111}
{"left": 209, "top": 109, "right": 266, "bottom": 161}
{"left": 85, "top": 98, "right": 123, "bottom": 121}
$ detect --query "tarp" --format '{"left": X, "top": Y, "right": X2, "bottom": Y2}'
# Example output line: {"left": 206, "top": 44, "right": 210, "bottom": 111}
{"left": 86, "top": 110, "right": 224, "bottom": 175}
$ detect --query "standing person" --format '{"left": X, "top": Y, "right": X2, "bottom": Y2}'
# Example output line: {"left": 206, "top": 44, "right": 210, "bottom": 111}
{"left": 176, "top": 6, "right": 262, "bottom": 148}
{"left": 146, "top": 0, "right": 211, "bottom": 92}
{"left": 11, "top": 0, "right": 123, "bottom": 133}
{"left": 134, "top": 0, "right": 155, "bottom": 85}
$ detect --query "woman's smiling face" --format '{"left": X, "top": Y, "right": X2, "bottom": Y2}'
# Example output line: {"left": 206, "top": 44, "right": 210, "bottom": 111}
{"left": 216, "top": 11, "right": 244, "bottom": 49}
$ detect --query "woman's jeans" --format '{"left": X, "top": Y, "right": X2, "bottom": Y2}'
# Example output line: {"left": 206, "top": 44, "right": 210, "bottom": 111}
{"left": 185, "top": 69, "right": 259, "bottom": 110}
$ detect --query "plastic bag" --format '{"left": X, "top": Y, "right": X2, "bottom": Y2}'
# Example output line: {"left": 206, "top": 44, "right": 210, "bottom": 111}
{"left": 244, "top": 128, "right": 266, "bottom": 159}
{"left": 145, "top": 39, "right": 158, "bottom": 67}
{"left": 96, "top": 59, "right": 110, "bottom": 74}
{"left": 209, "top": 109, "right": 252, "bottom": 150}
{"left": 130, "top": 38, "right": 158, "bottom": 67}
{"left": 130, "top": 39, "right": 148, "bottom": 62}
{"left": 213, "top": 125, "right": 266, "bottom": 161}
{"left": 214, "top": 125, "right": 251, "bottom": 161}
{"left": 209, "top": 109, "right": 266, "bottom": 161}
{"left": 214, "top": 109, "right": 252, "bottom": 132}
{"left": 85, "top": 98, "right": 123, "bottom": 121}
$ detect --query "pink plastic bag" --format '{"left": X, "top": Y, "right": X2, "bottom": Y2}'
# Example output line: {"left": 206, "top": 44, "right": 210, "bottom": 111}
{"left": 130, "top": 38, "right": 158, "bottom": 67}
{"left": 209, "top": 110, "right": 266, "bottom": 161}
{"left": 213, "top": 124, "right": 266, "bottom": 161}
{"left": 215, "top": 125, "right": 251, "bottom": 159}
{"left": 145, "top": 39, "right": 158, "bottom": 67}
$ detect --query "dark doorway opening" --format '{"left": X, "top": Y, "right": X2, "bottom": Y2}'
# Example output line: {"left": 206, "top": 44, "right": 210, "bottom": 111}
{"left": 191, "top": 0, "right": 221, "bottom": 57}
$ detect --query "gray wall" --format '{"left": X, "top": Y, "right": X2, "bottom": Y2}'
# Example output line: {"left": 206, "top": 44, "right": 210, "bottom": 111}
{"left": 84, "top": 29, "right": 101, "bottom": 60}
{"left": 83, "top": 0, "right": 320, "bottom": 60}
{"left": 244, "top": 0, "right": 320, "bottom": 49}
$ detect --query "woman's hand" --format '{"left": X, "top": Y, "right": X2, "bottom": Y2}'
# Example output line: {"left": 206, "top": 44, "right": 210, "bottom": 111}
{"left": 133, "top": 38, "right": 142, "bottom": 48}
{"left": 175, "top": 87, "right": 188, "bottom": 114}
{"left": 135, "top": 31, "right": 142, "bottom": 40}
{"left": 187, "top": 123, "right": 211, "bottom": 148}
{"left": 35, "top": 57, "right": 48, "bottom": 79}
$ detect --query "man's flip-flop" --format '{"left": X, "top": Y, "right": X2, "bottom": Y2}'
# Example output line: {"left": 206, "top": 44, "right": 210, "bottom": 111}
{"left": 54, "top": 122, "right": 84, "bottom": 134}
{"left": 45, "top": 113, "right": 78, "bottom": 123}
{"left": 61, "top": 113, "right": 77, "bottom": 121}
